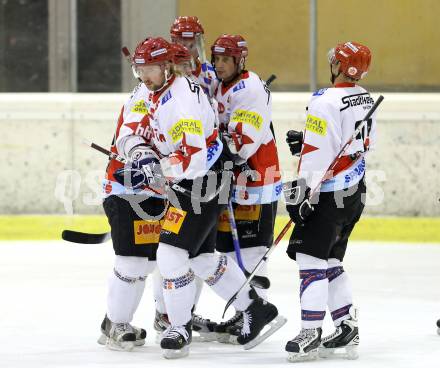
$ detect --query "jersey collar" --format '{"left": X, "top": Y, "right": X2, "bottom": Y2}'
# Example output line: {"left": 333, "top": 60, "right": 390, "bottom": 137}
{"left": 220, "top": 70, "right": 249, "bottom": 95}
{"left": 334, "top": 82, "right": 356, "bottom": 88}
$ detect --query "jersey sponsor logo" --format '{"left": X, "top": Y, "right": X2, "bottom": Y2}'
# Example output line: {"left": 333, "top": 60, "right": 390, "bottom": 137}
{"left": 312, "top": 88, "right": 327, "bottom": 96}
{"left": 131, "top": 99, "right": 148, "bottom": 114}
{"left": 134, "top": 220, "right": 162, "bottom": 244}
{"left": 231, "top": 109, "right": 263, "bottom": 131}
{"left": 233, "top": 80, "right": 246, "bottom": 92}
{"left": 168, "top": 119, "right": 203, "bottom": 143}
{"left": 161, "top": 90, "right": 172, "bottom": 105}
{"left": 207, "top": 140, "right": 220, "bottom": 163}
{"left": 344, "top": 158, "right": 365, "bottom": 183}
{"left": 217, "top": 210, "right": 231, "bottom": 232}
{"left": 306, "top": 114, "right": 327, "bottom": 136}
{"left": 235, "top": 204, "right": 261, "bottom": 221}
{"left": 162, "top": 207, "right": 186, "bottom": 234}
{"left": 275, "top": 183, "right": 283, "bottom": 196}
{"left": 340, "top": 93, "right": 374, "bottom": 112}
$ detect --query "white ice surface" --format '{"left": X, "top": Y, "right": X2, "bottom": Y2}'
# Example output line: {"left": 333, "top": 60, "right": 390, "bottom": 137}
{"left": 1, "top": 240, "right": 439, "bottom": 368}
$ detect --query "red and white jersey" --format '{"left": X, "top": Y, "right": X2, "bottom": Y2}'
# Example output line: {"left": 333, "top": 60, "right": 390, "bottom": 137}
{"left": 103, "top": 82, "right": 161, "bottom": 198}
{"left": 146, "top": 75, "right": 220, "bottom": 181}
{"left": 298, "top": 82, "right": 377, "bottom": 192}
{"left": 214, "top": 71, "right": 282, "bottom": 204}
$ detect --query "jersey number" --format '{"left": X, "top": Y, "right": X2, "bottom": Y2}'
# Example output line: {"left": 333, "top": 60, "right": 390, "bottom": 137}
{"left": 354, "top": 118, "right": 372, "bottom": 142}
{"left": 185, "top": 77, "right": 201, "bottom": 103}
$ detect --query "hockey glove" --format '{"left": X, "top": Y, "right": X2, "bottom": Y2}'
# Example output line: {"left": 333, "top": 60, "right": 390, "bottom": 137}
{"left": 286, "top": 130, "right": 303, "bottom": 157}
{"left": 283, "top": 178, "right": 314, "bottom": 224}
{"left": 113, "top": 146, "right": 164, "bottom": 190}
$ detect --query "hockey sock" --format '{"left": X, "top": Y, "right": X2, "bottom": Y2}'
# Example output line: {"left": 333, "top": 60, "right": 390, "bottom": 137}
{"left": 152, "top": 268, "right": 167, "bottom": 314}
{"left": 327, "top": 258, "right": 353, "bottom": 326}
{"left": 193, "top": 276, "right": 204, "bottom": 310}
{"left": 191, "top": 252, "right": 252, "bottom": 311}
{"left": 107, "top": 255, "right": 152, "bottom": 323}
{"left": 157, "top": 243, "right": 195, "bottom": 326}
{"left": 296, "top": 252, "right": 328, "bottom": 329}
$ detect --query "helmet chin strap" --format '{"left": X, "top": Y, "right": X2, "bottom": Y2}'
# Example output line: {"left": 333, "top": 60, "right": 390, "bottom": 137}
{"left": 153, "top": 66, "right": 173, "bottom": 93}
{"left": 330, "top": 64, "right": 341, "bottom": 84}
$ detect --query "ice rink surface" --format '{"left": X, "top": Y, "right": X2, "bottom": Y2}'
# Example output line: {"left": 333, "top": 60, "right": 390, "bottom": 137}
{"left": 1, "top": 240, "right": 439, "bottom": 368}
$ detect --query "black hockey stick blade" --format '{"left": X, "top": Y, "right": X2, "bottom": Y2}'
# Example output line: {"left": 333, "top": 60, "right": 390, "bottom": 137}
{"left": 246, "top": 271, "right": 271, "bottom": 289}
{"left": 61, "top": 230, "right": 111, "bottom": 244}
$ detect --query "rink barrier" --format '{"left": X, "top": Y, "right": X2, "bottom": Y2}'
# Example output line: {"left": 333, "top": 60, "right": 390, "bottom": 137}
{"left": 0, "top": 92, "right": 439, "bottom": 216}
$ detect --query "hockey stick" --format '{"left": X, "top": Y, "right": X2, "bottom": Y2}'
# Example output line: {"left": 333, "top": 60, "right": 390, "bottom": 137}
{"left": 227, "top": 201, "right": 271, "bottom": 289}
{"left": 222, "top": 94, "right": 385, "bottom": 317}
{"left": 62, "top": 230, "right": 111, "bottom": 244}
{"left": 122, "top": 46, "right": 142, "bottom": 82}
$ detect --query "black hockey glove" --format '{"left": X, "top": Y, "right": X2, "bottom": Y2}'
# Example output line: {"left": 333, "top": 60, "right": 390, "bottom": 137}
{"left": 286, "top": 130, "right": 303, "bottom": 157}
{"left": 283, "top": 178, "right": 314, "bottom": 224}
{"left": 113, "top": 146, "right": 164, "bottom": 190}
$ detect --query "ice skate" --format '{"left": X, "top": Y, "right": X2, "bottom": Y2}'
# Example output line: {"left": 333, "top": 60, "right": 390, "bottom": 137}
{"left": 192, "top": 313, "right": 218, "bottom": 342}
{"left": 231, "top": 289, "right": 287, "bottom": 350}
{"left": 160, "top": 321, "right": 192, "bottom": 359}
{"left": 214, "top": 311, "right": 243, "bottom": 343}
{"left": 97, "top": 315, "right": 145, "bottom": 350}
{"left": 153, "top": 310, "right": 170, "bottom": 343}
{"left": 286, "top": 328, "right": 322, "bottom": 362}
{"left": 319, "top": 317, "right": 359, "bottom": 360}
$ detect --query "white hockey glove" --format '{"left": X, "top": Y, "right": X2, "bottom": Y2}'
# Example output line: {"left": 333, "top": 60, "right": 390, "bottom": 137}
{"left": 221, "top": 132, "right": 246, "bottom": 166}
{"left": 114, "top": 146, "right": 164, "bottom": 190}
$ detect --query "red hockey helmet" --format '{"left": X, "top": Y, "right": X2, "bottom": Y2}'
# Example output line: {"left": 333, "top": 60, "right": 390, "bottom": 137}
{"left": 171, "top": 43, "right": 192, "bottom": 64}
{"left": 170, "top": 16, "right": 204, "bottom": 40}
{"left": 211, "top": 34, "right": 248, "bottom": 58}
{"left": 132, "top": 37, "right": 173, "bottom": 66}
{"left": 328, "top": 41, "right": 371, "bottom": 80}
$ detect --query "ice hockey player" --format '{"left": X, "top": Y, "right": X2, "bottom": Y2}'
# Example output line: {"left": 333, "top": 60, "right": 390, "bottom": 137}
{"left": 169, "top": 16, "right": 217, "bottom": 97}
{"left": 152, "top": 41, "right": 219, "bottom": 343}
{"left": 209, "top": 34, "right": 283, "bottom": 343}
{"left": 97, "top": 38, "right": 167, "bottom": 351}
{"left": 283, "top": 41, "right": 375, "bottom": 362}
{"left": 132, "top": 36, "right": 284, "bottom": 359}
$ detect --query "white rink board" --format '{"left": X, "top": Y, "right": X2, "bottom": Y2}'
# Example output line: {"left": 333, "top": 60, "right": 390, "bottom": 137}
{"left": 1, "top": 240, "right": 440, "bottom": 368}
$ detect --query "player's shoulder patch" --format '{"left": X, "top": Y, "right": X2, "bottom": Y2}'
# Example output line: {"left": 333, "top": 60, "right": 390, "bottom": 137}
{"left": 233, "top": 80, "right": 246, "bottom": 93}
{"left": 312, "top": 88, "right": 328, "bottom": 96}
{"left": 161, "top": 90, "right": 172, "bottom": 105}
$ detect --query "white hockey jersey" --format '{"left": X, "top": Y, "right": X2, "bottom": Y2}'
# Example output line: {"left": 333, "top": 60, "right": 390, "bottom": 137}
{"left": 298, "top": 82, "right": 377, "bottom": 192}
{"left": 103, "top": 82, "right": 161, "bottom": 198}
{"left": 214, "top": 71, "right": 282, "bottom": 204}
{"left": 146, "top": 75, "right": 221, "bottom": 181}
